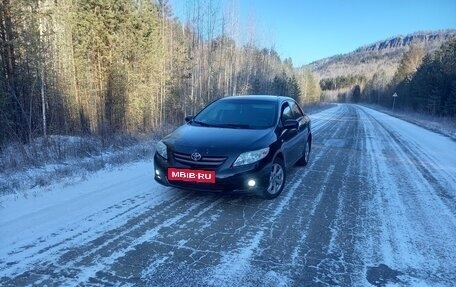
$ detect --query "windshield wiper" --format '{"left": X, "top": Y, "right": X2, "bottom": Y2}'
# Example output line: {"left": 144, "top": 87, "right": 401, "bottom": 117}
{"left": 192, "top": 121, "right": 251, "bottom": 129}
{"left": 217, "top": 123, "right": 252, "bottom": 129}
{"left": 192, "top": 120, "right": 213, "bottom": 127}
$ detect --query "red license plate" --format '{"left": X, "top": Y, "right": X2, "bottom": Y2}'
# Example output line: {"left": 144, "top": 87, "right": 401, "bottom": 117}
{"left": 168, "top": 168, "right": 215, "bottom": 183}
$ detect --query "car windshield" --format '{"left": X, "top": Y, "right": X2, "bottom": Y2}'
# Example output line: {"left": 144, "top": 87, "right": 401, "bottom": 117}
{"left": 192, "top": 99, "right": 278, "bottom": 129}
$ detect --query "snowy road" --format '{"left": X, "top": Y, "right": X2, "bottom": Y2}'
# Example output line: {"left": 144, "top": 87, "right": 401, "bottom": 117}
{"left": 1, "top": 104, "right": 456, "bottom": 286}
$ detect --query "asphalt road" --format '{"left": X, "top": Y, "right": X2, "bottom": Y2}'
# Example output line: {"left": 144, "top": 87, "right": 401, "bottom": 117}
{"left": 1, "top": 104, "right": 455, "bottom": 286}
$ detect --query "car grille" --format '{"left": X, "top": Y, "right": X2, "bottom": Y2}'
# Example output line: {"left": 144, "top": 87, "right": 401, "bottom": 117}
{"left": 173, "top": 152, "right": 227, "bottom": 167}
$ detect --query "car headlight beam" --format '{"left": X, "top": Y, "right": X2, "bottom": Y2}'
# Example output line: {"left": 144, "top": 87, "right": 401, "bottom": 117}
{"left": 156, "top": 140, "right": 168, "bottom": 159}
{"left": 233, "top": 147, "right": 269, "bottom": 167}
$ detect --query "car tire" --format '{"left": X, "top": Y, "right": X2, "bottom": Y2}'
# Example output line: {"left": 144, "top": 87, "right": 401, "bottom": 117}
{"left": 296, "top": 139, "right": 311, "bottom": 166}
{"left": 262, "top": 157, "right": 286, "bottom": 199}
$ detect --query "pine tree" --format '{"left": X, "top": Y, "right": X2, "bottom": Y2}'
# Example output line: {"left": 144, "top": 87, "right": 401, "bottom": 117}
{"left": 352, "top": 85, "right": 361, "bottom": 103}
{"left": 287, "top": 75, "right": 301, "bottom": 101}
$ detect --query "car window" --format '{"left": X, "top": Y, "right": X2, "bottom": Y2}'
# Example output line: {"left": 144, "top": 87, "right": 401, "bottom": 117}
{"left": 193, "top": 99, "right": 277, "bottom": 129}
{"left": 290, "top": 101, "right": 304, "bottom": 119}
{"left": 281, "top": 103, "right": 293, "bottom": 122}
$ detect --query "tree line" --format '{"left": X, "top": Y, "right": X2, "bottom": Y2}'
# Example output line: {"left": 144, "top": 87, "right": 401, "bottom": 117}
{"left": 0, "top": 0, "right": 321, "bottom": 145}
{"left": 319, "top": 75, "right": 366, "bottom": 91}
{"left": 390, "top": 39, "right": 456, "bottom": 116}
{"left": 321, "top": 37, "right": 456, "bottom": 117}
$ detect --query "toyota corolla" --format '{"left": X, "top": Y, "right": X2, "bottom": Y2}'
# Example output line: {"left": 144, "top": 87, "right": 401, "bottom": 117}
{"left": 153, "top": 95, "right": 312, "bottom": 199}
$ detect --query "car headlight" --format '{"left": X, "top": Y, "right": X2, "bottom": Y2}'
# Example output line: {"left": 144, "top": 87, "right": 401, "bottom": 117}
{"left": 233, "top": 147, "right": 269, "bottom": 167}
{"left": 156, "top": 141, "right": 168, "bottom": 159}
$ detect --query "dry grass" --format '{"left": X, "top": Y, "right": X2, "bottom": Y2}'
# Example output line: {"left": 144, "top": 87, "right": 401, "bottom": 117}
{"left": 0, "top": 134, "right": 156, "bottom": 196}
{"left": 363, "top": 104, "right": 456, "bottom": 140}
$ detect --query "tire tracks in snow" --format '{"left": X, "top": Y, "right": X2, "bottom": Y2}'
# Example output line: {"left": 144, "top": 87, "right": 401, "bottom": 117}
{"left": 202, "top": 104, "right": 362, "bottom": 286}
{"left": 1, "top": 175, "right": 154, "bottom": 275}
{"left": 1, "top": 184, "right": 204, "bottom": 285}
{"left": 357, "top": 106, "right": 456, "bottom": 286}
{"left": 278, "top": 105, "right": 367, "bottom": 286}
{"left": 3, "top": 104, "right": 454, "bottom": 286}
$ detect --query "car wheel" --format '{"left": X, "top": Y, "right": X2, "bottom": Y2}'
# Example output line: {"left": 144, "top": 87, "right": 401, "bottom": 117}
{"left": 296, "top": 139, "right": 311, "bottom": 166}
{"left": 263, "top": 158, "right": 286, "bottom": 199}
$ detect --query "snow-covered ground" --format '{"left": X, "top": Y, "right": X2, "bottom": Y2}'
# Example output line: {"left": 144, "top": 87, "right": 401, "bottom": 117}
{"left": 363, "top": 104, "right": 456, "bottom": 140}
{"left": 0, "top": 135, "right": 155, "bottom": 196}
{"left": 357, "top": 105, "right": 456, "bottom": 286}
{"left": 1, "top": 104, "right": 455, "bottom": 286}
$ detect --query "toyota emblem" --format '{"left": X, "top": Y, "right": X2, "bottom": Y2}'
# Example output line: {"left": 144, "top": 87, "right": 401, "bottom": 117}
{"left": 191, "top": 152, "right": 202, "bottom": 161}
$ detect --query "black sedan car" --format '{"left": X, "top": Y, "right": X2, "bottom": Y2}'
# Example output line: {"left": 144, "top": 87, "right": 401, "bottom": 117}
{"left": 154, "top": 95, "right": 312, "bottom": 199}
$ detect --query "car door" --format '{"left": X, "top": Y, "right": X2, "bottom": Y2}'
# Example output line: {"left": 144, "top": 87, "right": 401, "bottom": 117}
{"left": 280, "top": 102, "right": 302, "bottom": 167}
{"left": 289, "top": 100, "right": 309, "bottom": 156}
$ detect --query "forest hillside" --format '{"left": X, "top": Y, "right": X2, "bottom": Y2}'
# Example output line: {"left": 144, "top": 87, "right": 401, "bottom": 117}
{"left": 0, "top": 0, "right": 321, "bottom": 145}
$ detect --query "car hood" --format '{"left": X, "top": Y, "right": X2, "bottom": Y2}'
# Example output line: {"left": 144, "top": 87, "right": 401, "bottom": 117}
{"left": 162, "top": 124, "right": 276, "bottom": 155}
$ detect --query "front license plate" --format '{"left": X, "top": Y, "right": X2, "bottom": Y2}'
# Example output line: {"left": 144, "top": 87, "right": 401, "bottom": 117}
{"left": 168, "top": 168, "right": 215, "bottom": 183}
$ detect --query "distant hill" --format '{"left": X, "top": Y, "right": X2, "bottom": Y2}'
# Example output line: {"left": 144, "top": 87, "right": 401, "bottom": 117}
{"left": 306, "top": 30, "right": 456, "bottom": 80}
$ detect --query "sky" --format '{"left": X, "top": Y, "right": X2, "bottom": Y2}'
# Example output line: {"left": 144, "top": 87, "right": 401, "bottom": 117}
{"left": 169, "top": 0, "right": 456, "bottom": 67}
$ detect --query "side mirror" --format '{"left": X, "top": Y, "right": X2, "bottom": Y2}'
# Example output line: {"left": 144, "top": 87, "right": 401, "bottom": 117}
{"left": 185, "top": 115, "right": 194, "bottom": 123}
{"left": 283, "top": 119, "right": 299, "bottom": 130}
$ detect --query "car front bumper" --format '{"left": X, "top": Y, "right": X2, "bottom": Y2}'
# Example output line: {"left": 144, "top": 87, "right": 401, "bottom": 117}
{"left": 153, "top": 153, "right": 272, "bottom": 194}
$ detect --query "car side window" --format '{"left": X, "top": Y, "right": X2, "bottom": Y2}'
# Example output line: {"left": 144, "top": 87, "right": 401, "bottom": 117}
{"left": 281, "top": 103, "right": 293, "bottom": 123}
{"left": 289, "top": 101, "right": 304, "bottom": 119}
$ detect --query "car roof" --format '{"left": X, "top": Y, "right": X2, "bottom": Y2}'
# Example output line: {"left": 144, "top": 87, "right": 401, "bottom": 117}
{"left": 217, "top": 95, "right": 294, "bottom": 103}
